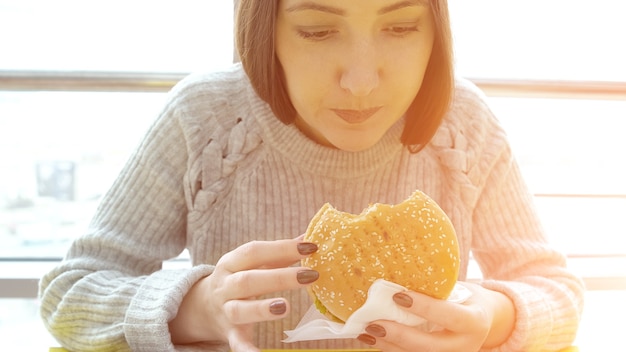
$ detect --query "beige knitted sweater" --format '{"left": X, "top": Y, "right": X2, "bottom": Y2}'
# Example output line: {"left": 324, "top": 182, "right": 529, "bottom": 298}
{"left": 39, "top": 64, "right": 584, "bottom": 351}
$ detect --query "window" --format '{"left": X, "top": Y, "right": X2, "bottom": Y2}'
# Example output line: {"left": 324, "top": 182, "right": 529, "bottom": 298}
{"left": 1, "top": 0, "right": 234, "bottom": 259}
{"left": 1, "top": 0, "right": 624, "bottom": 350}
{"left": 1, "top": 0, "right": 234, "bottom": 72}
{"left": 0, "top": 1, "right": 233, "bottom": 349}
{"left": 448, "top": 2, "right": 626, "bottom": 349}
{"left": 448, "top": 0, "right": 626, "bottom": 258}
{"left": 450, "top": 0, "right": 626, "bottom": 82}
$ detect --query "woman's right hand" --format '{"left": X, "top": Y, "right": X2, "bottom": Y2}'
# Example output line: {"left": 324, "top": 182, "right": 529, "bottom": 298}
{"left": 168, "top": 237, "right": 319, "bottom": 352}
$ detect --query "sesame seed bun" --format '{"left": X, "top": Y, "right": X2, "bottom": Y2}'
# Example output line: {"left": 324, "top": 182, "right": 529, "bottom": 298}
{"left": 302, "top": 189, "right": 460, "bottom": 323}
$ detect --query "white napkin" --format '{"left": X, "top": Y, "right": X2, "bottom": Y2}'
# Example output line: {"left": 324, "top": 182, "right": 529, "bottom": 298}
{"left": 283, "top": 279, "right": 472, "bottom": 342}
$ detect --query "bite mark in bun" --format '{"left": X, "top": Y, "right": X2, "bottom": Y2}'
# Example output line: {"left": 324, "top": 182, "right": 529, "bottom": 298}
{"left": 302, "top": 189, "right": 460, "bottom": 323}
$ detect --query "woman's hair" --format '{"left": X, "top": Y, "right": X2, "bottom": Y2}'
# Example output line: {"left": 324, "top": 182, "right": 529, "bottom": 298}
{"left": 235, "top": 0, "right": 454, "bottom": 152}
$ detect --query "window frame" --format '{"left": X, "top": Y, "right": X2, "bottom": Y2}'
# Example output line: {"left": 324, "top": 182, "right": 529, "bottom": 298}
{"left": 1, "top": 70, "right": 625, "bottom": 298}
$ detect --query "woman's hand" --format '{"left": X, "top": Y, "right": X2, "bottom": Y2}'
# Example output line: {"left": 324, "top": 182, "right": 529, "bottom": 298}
{"left": 169, "top": 237, "right": 319, "bottom": 352}
{"left": 357, "top": 282, "right": 516, "bottom": 352}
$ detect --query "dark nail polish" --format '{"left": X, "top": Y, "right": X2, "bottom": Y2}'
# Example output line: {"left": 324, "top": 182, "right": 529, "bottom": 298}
{"left": 297, "top": 269, "right": 319, "bottom": 284}
{"left": 269, "top": 300, "right": 287, "bottom": 315}
{"left": 297, "top": 242, "right": 318, "bottom": 255}
{"left": 365, "top": 324, "right": 386, "bottom": 337}
{"left": 393, "top": 292, "right": 413, "bottom": 307}
{"left": 357, "top": 334, "right": 376, "bottom": 346}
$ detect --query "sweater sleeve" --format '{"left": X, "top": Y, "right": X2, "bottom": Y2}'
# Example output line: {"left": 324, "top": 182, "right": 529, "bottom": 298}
{"left": 38, "top": 84, "right": 219, "bottom": 351}
{"left": 469, "top": 110, "right": 585, "bottom": 351}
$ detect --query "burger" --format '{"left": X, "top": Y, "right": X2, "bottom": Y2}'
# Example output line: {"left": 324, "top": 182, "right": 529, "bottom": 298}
{"left": 302, "top": 189, "right": 460, "bottom": 323}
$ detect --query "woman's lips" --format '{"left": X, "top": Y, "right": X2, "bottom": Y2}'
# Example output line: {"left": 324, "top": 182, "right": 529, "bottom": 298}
{"left": 332, "top": 106, "right": 382, "bottom": 124}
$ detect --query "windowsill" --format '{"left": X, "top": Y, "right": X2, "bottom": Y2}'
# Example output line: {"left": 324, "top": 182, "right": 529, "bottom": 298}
{"left": 2, "top": 256, "right": 624, "bottom": 298}
{"left": 0, "top": 259, "right": 192, "bottom": 298}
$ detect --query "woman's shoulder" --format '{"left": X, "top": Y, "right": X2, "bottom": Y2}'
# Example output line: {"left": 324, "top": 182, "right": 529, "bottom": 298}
{"left": 442, "top": 77, "right": 506, "bottom": 135}
{"left": 430, "top": 77, "right": 511, "bottom": 160}
{"left": 451, "top": 77, "right": 493, "bottom": 116}
{"left": 161, "top": 63, "right": 261, "bottom": 131}
{"left": 168, "top": 63, "right": 250, "bottom": 104}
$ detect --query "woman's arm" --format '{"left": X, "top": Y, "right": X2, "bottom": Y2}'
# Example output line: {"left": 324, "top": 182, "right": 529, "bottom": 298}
{"left": 38, "top": 89, "right": 208, "bottom": 351}
{"left": 471, "top": 128, "right": 585, "bottom": 351}
{"left": 457, "top": 79, "right": 584, "bottom": 350}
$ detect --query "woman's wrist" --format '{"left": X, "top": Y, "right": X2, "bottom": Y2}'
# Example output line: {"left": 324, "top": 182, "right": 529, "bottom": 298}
{"left": 169, "top": 276, "right": 214, "bottom": 345}
{"left": 482, "top": 289, "right": 516, "bottom": 348}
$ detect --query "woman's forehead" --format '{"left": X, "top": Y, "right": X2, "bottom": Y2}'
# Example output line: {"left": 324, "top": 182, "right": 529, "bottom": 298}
{"left": 279, "top": 0, "right": 430, "bottom": 14}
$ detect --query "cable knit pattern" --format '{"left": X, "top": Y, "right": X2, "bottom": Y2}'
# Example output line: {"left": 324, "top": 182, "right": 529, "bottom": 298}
{"left": 39, "top": 64, "right": 584, "bottom": 352}
{"left": 189, "top": 119, "right": 263, "bottom": 212}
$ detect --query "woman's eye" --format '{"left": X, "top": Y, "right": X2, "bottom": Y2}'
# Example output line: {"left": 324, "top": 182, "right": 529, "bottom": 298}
{"left": 384, "top": 24, "right": 419, "bottom": 36}
{"left": 297, "top": 29, "right": 336, "bottom": 41}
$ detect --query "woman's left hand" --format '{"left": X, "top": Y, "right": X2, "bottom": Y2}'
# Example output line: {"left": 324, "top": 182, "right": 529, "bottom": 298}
{"left": 357, "top": 282, "right": 515, "bottom": 352}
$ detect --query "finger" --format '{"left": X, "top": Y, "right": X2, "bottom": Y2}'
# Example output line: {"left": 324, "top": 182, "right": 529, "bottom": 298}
{"left": 358, "top": 334, "right": 407, "bottom": 352}
{"left": 359, "top": 320, "right": 459, "bottom": 352}
{"left": 393, "top": 290, "right": 476, "bottom": 332}
{"left": 224, "top": 297, "right": 290, "bottom": 325}
{"left": 221, "top": 266, "right": 319, "bottom": 299}
{"left": 218, "top": 239, "right": 316, "bottom": 272}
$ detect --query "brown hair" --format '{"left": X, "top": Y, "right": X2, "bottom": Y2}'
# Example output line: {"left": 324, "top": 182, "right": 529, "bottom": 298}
{"left": 235, "top": 0, "right": 454, "bottom": 152}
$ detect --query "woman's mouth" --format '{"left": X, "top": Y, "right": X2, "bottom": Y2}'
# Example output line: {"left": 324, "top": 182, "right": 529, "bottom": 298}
{"left": 332, "top": 107, "right": 382, "bottom": 124}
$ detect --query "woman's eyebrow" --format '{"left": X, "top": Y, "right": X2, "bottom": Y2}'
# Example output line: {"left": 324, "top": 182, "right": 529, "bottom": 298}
{"left": 378, "top": 0, "right": 428, "bottom": 15}
{"left": 284, "top": 2, "right": 345, "bottom": 16}
{"left": 284, "top": 0, "right": 427, "bottom": 16}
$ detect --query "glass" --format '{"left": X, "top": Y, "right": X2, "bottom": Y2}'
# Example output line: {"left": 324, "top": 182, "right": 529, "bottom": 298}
{"left": 0, "top": 91, "right": 167, "bottom": 257}
{"left": 449, "top": 0, "right": 626, "bottom": 82}
{"left": 3, "top": 97, "right": 624, "bottom": 258}
{"left": 0, "top": 0, "right": 234, "bottom": 259}
{"left": 491, "top": 97, "right": 626, "bottom": 256}
{"left": 0, "top": 0, "right": 234, "bottom": 72}
{"left": 490, "top": 97, "right": 626, "bottom": 196}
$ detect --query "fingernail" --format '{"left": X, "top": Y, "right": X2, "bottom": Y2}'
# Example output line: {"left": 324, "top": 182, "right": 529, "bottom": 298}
{"left": 357, "top": 334, "right": 376, "bottom": 345}
{"left": 393, "top": 292, "right": 413, "bottom": 307}
{"left": 269, "top": 300, "right": 287, "bottom": 315}
{"left": 365, "top": 324, "right": 386, "bottom": 337}
{"left": 297, "top": 242, "right": 318, "bottom": 255}
{"left": 297, "top": 269, "right": 319, "bottom": 284}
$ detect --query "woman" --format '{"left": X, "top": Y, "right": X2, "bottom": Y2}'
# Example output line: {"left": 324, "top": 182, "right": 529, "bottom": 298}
{"left": 39, "top": 0, "right": 584, "bottom": 351}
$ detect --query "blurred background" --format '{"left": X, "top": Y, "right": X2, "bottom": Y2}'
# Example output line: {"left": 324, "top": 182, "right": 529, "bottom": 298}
{"left": 1, "top": 0, "right": 625, "bottom": 350}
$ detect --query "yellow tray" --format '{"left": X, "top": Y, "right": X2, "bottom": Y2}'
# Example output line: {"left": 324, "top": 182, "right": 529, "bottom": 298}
{"left": 51, "top": 347, "right": 578, "bottom": 352}
{"left": 50, "top": 349, "right": 379, "bottom": 352}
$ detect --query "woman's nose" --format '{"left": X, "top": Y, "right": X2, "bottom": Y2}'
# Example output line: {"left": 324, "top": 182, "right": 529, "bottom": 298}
{"left": 339, "top": 41, "right": 380, "bottom": 97}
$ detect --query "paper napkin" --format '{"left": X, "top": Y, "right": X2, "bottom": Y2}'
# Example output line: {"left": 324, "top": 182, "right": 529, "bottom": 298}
{"left": 283, "top": 279, "right": 472, "bottom": 343}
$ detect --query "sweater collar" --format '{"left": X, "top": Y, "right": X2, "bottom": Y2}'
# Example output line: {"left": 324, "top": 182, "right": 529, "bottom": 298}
{"left": 246, "top": 80, "right": 405, "bottom": 179}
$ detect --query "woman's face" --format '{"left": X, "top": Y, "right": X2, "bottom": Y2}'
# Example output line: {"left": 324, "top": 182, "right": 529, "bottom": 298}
{"left": 275, "top": 0, "right": 435, "bottom": 152}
